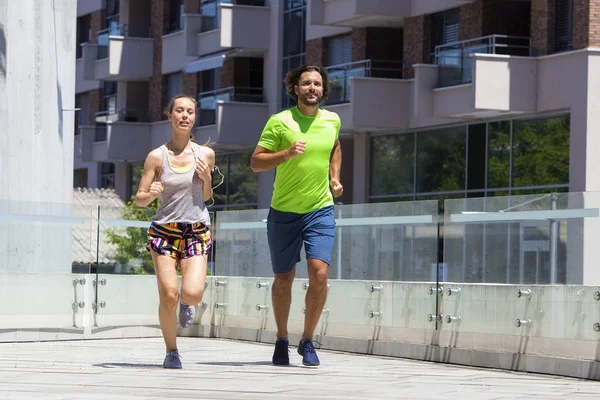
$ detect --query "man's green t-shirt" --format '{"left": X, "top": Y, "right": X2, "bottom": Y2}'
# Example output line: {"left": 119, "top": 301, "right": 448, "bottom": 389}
{"left": 257, "top": 106, "right": 341, "bottom": 214}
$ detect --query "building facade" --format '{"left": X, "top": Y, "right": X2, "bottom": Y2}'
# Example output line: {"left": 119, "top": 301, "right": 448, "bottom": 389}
{"left": 74, "top": 0, "right": 600, "bottom": 210}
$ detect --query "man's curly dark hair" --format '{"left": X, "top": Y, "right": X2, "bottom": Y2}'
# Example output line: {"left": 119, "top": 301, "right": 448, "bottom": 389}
{"left": 284, "top": 65, "right": 329, "bottom": 104}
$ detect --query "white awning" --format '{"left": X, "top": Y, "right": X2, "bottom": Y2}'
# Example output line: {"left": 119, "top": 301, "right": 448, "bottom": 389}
{"left": 184, "top": 49, "right": 240, "bottom": 73}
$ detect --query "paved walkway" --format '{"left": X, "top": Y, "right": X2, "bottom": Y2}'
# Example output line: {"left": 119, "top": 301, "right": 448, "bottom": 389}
{"left": 0, "top": 338, "right": 599, "bottom": 399}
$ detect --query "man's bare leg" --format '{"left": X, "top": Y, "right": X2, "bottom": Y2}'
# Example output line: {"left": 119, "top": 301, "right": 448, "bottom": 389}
{"left": 302, "top": 258, "right": 328, "bottom": 340}
{"left": 271, "top": 267, "right": 296, "bottom": 338}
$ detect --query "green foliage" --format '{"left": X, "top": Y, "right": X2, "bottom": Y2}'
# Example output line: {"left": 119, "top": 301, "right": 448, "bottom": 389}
{"left": 369, "top": 116, "right": 570, "bottom": 200}
{"left": 511, "top": 117, "right": 570, "bottom": 187}
{"left": 105, "top": 196, "right": 158, "bottom": 275}
{"left": 213, "top": 152, "right": 258, "bottom": 209}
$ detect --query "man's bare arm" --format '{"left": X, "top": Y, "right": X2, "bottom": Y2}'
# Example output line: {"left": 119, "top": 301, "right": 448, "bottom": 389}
{"left": 250, "top": 141, "right": 306, "bottom": 172}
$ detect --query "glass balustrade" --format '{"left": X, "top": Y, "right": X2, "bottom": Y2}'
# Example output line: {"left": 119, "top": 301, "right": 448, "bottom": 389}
{"left": 2, "top": 192, "right": 600, "bottom": 364}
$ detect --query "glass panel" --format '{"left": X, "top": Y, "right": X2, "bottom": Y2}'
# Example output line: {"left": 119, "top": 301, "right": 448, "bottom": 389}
{"left": 443, "top": 191, "right": 595, "bottom": 285}
{"left": 214, "top": 200, "right": 439, "bottom": 334}
{"left": 0, "top": 200, "right": 93, "bottom": 339}
{"left": 416, "top": 126, "right": 466, "bottom": 193}
{"left": 370, "top": 134, "right": 414, "bottom": 197}
{"left": 440, "top": 191, "right": 600, "bottom": 347}
{"left": 284, "top": 0, "right": 305, "bottom": 10}
{"left": 200, "top": 0, "right": 218, "bottom": 32}
{"left": 216, "top": 201, "right": 439, "bottom": 281}
{"left": 213, "top": 154, "right": 229, "bottom": 208}
{"left": 225, "top": 152, "right": 258, "bottom": 208}
{"left": 198, "top": 88, "right": 231, "bottom": 126}
{"left": 324, "top": 60, "right": 369, "bottom": 105}
{"left": 487, "top": 121, "right": 510, "bottom": 189}
{"left": 93, "top": 203, "right": 157, "bottom": 328}
{"left": 512, "top": 116, "right": 570, "bottom": 188}
{"left": 283, "top": 10, "right": 303, "bottom": 57}
{"left": 467, "top": 124, "right": 486, "bottom": 190}
{"left": 168, "top": 0, "right": 183, "bottom": 32}
{"left": 435, "top": 35, "right": 532, "bottom": 87}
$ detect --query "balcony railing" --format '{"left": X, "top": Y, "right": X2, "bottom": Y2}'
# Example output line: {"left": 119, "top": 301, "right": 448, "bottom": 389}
{"left": 324, "top": 59, "right": 403, "bottom": 105}
{"left": 117, "top": 108, "right": 150, "bottom": 123}
{"left": 200, "top": 0, "right": 266, "bottom": 32}
{"left": 434, "top": 34, "right": 531, "bottom": 88}
{"left": 92, "top": 107, "right": 150, "bottom": 143}
{"left": 96, "top": 23, "right": 129, "bottom": 60}
{"left": 198, "top": 86, "right": 264, "bottom": 126}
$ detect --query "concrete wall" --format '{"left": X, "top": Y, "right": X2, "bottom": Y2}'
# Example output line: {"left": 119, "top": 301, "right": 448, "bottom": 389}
{"left": 221, "top": 4, "right": 270, "bottom": 50}
{"left": 255, "top": 0, "right": 282, "bottom": 210}
{"left": 76, "top": 59, "right": 100, "bottom": 94}
{"left": 162, "top": 30, "right": 196, "bottom": 74}
{"left": 77, "top": 0, "right": 101, "bottom": 17}
{"left": 0, "top": 0, "right": 77, "bottom": 273}
{"left": 108, "top": 37, "right": 154, "bottom": 79}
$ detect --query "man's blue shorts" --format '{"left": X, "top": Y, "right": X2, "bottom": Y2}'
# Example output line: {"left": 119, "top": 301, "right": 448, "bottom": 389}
{"left": 266, "top": 205, "right": 336, "bottom": 275}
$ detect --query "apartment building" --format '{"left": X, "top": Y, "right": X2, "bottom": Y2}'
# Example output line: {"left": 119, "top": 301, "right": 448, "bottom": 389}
{"left": 74, "top": 0, "right": 600, "bottom": 210}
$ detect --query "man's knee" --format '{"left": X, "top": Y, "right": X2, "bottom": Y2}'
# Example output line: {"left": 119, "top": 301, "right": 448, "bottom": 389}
{"left": 274, "top": 269, "right": 295, "bottom": 290}
{"left": 308, "top": 259, "right": 328, "bottom": 285}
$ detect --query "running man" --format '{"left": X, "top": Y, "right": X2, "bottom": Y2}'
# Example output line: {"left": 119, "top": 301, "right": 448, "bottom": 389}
{"left": 250, "top": 65, "right": 343, "bottom": 366}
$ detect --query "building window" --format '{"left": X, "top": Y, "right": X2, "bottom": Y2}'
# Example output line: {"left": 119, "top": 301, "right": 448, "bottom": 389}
{"left": 164, "top": 72, "right": 183, "bottom": 109}
{"left": 103, "top": 0, "right": 120, "bottom": 29}
{"left": 168, "top": 0, "right": 184, "bottom": 33}
{"left": 370, "top": 134, "right": 415, "bottom": 197}
{"left": 198, "top": 69, "right": 220, "bottom": 125}
{"left": 248, "top": 58, "right": 264, "bottom": 88}
{"left": 282, "top": 0, "right": 306, "bottom": 109}
{"left": 416, "top": 126, "right": 466, "bottom": 194}
{"left": 512, "top": 117, "right": 570, "bottom": 188}
{"left": 76, "top": 15, "right": 91, "bottom": 59}
{"left": 201, "top": 69, "right": 219, "bottom": 92}
{"left": 100, "top": 163, "right": 116, "bottom": 189}
{"left": 430, "top": 8, "right": 460, "bottom": 61}
{"left": 102, "top": 81, "right": 118, "bottom": 114}
{"left": 327, "top": 35, "right": 352, "bottom": 66}
{"left": 487, "top": 121, "right": 511, "bottom": 189}
{"left": 201, "top": 0, "right": 220, "bottom": 32}
{"left": 74, "top": 169, "right": 88, "bottom": 188}
{"left": 212, "top": 152, "right": 258, "bottom": 210}
{"left": 369, "top": 115, "right": 570, "bottom": 201}
{"left": 555, "top": 0, "right": 573, "bottom": 53}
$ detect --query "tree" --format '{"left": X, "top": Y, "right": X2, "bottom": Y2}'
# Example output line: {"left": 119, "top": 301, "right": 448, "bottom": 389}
{"left": 105, "top": 196, "right": 158, "bottom": 274}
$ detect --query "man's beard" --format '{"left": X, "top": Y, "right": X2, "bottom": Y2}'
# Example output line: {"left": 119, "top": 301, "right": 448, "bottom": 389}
{"left": 298, "top": 92, "right": 322, "bottom": 107}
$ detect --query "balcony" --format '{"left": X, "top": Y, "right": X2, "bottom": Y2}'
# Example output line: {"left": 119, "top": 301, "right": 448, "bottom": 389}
{"left": 191, "top": 1, "right": 270, "bottom": 58}
{"left": 309, "top": 0, "right": 409, "bottom": 27}
{"left": 162, "top": 15, "right": 203, "bottom": 74}
{"left": 309, "top": 0, "right": 476, "bottom": 28}
{"left": 411, "top": 36, "right": 538, "bottom": 121}
{"left": 80, "top": 108, "right": 152, "bottom": 163}
{"left": 75, "top": 58, "right": 99, "bottom": 94}
{"left": 82, "top": 24, "right": 153, "bottom": 81}
{"left": 434, "top": 35, "right": 531, "bottom": 88}
{"left": 195, "top": 87, "right": 268, "bottom": 148}
{"left": 322, "top": 60, "right": 409, "bottom": 132}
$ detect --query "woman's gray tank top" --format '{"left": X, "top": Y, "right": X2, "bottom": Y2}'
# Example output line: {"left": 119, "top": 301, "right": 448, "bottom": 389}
{"left": 152, "top": 143, "right": 211, "bottom": 226}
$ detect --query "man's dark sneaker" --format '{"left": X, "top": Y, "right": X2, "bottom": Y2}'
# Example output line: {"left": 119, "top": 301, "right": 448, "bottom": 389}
{"left": 298, "top": 339, "right": 320, "bottom": 366}
{"left": 163, "top": 350, "right": 182, "bottom": 369}
{"left": 272, "top": 338, "right": 290, "bottom": 365}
